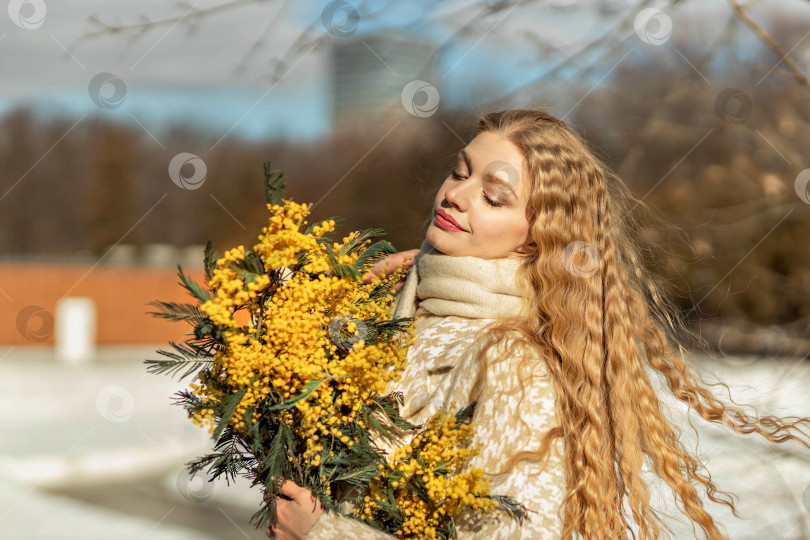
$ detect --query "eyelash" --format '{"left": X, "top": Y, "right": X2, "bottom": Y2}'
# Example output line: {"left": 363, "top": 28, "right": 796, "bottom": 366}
{"left": 449, "top": 171, "right": 505, "bottom": 207}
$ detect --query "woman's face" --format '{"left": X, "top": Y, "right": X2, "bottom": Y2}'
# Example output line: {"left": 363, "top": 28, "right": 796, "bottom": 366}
{"left": 426, "top": 130, "right": 533, "bottom": 259}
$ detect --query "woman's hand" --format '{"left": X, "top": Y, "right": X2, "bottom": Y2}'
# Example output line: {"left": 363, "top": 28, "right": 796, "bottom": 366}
{"left": 264, "top": 480, "right": 324, "bottom": 540}
{"left": 362, "top": 249, "right": 420, "bottom": 293}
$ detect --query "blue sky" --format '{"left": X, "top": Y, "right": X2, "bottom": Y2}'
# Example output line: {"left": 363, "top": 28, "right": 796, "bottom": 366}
{"left": 0, "top": 0, "right": 807, "bottom": 142}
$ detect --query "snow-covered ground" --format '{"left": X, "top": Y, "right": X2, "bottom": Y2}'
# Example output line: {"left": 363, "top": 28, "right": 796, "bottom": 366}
{"left": 0, "top": 345, "right": 808, "bottom": 539}
{"left": 0, "top": 345, "right": 266, "bottom": 540}
{"left": 649, "top": 353, "right": 810, "bottom": 540}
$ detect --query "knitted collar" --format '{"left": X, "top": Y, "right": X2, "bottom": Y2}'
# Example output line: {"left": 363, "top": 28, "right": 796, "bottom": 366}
{"left": 393, "top": 238, "right": 524, "bottom": 320}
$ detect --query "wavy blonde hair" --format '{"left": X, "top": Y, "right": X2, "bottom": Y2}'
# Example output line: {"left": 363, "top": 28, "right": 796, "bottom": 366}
{"left": 448, "top": 109, "right": 810, "bottom": 539}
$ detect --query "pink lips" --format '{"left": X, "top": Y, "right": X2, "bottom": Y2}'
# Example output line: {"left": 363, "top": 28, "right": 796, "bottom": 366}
{"left": 435, "top": 209, "right": 465, "bottom": 232}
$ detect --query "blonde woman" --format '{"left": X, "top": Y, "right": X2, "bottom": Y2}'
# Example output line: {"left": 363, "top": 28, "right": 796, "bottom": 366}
{"left": 266, "top": 109, "right": 810, "bottom": 539}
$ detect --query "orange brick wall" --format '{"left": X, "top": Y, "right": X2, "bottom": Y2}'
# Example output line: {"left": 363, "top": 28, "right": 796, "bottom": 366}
{"left": 0, "top": 263, "right": 208, "bottom": 345}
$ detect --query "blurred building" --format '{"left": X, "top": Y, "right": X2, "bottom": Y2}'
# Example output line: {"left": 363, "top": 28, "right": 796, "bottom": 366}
{"left": 329, "top": 32, "right": 440, "bottom": 134}
{"left": 0, "top": 244, "right": 206, "bottom": 346}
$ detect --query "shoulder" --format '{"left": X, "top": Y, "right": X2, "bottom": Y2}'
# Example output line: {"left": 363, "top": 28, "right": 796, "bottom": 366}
{"left": 469, "top": 334, "right": 554, "bottom": 391}
{"left": 413, "top": 314, "right": 494, "bottom": 346}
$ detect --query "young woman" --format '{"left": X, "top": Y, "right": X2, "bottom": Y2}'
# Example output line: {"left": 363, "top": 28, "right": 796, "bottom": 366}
{"left": 265, "top": 109, "right": 810, "bottom": 539}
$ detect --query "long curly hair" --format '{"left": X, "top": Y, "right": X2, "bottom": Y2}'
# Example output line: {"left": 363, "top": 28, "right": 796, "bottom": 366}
{"left": 452, "top": 108, "right": 810, "bottom": 539}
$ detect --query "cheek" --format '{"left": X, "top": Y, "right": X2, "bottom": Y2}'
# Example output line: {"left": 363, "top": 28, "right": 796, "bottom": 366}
{"left": 480, "top": 212, "right": 528, "bottom": 240}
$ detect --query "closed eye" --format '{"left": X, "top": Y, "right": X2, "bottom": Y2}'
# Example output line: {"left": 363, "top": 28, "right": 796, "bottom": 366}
{"left": 449, "top": 170, "right": 504, "bottom": 207}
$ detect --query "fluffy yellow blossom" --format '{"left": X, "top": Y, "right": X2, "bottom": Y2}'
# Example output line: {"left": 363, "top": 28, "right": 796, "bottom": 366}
{"left": 194, "top": 196, "right": 414, "bottom": 462}
{"left": 355, "top": 406, "right": 498, "bottom": 538}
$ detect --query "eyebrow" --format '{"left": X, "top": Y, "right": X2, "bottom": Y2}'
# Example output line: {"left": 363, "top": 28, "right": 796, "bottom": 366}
{"left": 458, "top": 149, "right": 518, "bottom": 196}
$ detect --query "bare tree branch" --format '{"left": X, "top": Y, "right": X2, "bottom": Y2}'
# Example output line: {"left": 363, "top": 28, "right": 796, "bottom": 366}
{"left": 68, "top": 0, "right": 262, "bottom": 53}
{"left": 479, "top": 0, "right": 655, "bottom": 110}
{"left": 728, "top": 0, "right": 810, "bottom": 90}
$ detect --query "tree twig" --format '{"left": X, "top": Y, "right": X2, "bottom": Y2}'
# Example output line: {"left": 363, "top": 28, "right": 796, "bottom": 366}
{"left": 728, "top": 0, "right": 810, "bottom": 90}
{"left": 67, "top": 0, "right": 261, "bottom": 53}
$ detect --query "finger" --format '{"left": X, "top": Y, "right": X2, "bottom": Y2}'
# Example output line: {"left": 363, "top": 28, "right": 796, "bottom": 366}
{"left": 396, "top": 249, "right": 418, "bottom": 263}
{"left": 400, "top": 249, "right": 420, "bottom": 266}
{"left": 361, "top": 270, "right": 377, "bottom": 284}
{"left": 385, "top": 255, "right": 413, "bottom": 274}
{"left": 279, "top": 479, "right": 308, "bottom": 501}
{"left": 365, "top": 257, "right": 390, "bottom": 280}
{"left": 368, "top": 259, "right": 400, "bottom": 280}
{"left": 385, "top": 251, "right": 407, "bottom": 267}
{"left": 262, "top": 485, "right": 285, "bottom": 503}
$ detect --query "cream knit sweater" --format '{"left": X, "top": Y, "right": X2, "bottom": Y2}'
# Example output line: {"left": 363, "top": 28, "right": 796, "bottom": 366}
{"left": 306, "top": 239, "right": 567, "bottom": 539}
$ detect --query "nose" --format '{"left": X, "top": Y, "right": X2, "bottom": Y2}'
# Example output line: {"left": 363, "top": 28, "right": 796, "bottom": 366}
{"left": 443, "top": 180, "right": 470, "bottom": 211}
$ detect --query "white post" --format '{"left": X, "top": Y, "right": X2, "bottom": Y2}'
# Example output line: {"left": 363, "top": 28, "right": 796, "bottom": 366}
{"left": 55, "top": 297, "right": 97, "bottom": 364}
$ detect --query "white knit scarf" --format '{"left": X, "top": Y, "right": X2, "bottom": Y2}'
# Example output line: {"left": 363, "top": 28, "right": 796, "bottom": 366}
{"left": 392, "top": 238, "right": 525, "bottom": 320}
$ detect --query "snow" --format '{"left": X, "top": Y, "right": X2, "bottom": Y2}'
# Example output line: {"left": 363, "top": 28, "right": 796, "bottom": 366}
{"left": 0, "top": 345, "right": 807, "bottom": 539}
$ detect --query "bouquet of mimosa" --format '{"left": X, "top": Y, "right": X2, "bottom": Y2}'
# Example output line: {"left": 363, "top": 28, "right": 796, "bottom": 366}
{"left": 145, "top": 163, "right": 526, "bottom": 538}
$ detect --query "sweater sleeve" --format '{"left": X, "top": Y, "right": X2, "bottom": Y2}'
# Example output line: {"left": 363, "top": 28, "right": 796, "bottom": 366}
{"left": 305, "top": 510, "right": 395, "bottom": 539}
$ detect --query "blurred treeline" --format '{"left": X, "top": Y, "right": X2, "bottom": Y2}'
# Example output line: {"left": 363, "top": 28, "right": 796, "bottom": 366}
{"left": 0, "top": 48, "right": 808, "bottom": 331}
{"left": 581, "top": 58, "right": 810, "bottom": 331}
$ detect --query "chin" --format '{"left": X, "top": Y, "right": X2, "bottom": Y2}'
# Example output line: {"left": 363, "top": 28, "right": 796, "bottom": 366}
{"left": 425, "top": 228, "right": 455, "bottom": 256}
